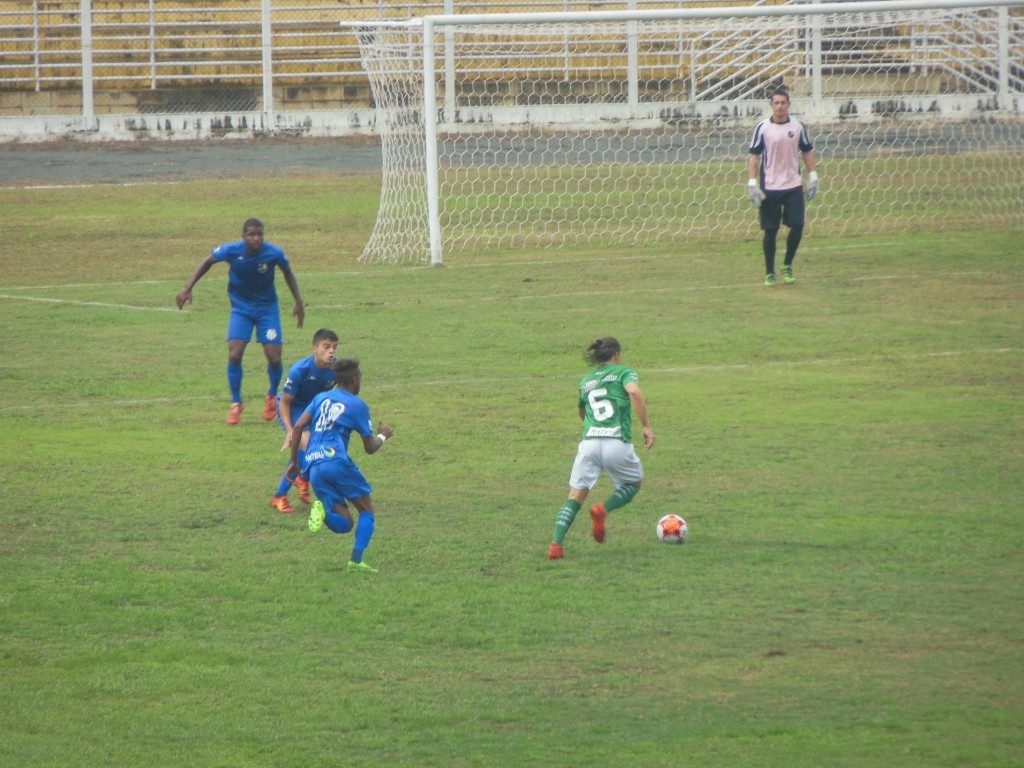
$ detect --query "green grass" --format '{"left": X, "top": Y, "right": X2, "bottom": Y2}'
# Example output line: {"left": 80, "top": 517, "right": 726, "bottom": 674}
{"left": 0, "top": 173, "right": 1022, "bottom": 768}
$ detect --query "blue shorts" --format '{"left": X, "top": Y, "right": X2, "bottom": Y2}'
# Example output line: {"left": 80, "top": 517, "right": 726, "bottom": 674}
{"left": 309, "top": 459, "right": 373, "bottom": 510}
{"left": 227, "top": 303, "right": 283, "bottom": 345}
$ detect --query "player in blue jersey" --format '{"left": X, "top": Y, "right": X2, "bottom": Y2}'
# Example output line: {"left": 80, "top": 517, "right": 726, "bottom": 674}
{"left": 176, "top": 218, "right": 305, "bottom": 425}
{"left": 287, "top": 358, "right": 393, "bottom": 574}
{"left": 269, "top": 328, "right": 339, "bottom": 514}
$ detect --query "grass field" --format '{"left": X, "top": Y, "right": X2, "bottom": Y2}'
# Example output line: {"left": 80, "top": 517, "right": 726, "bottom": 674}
{"left": 1, "top": 171, "right": 1022, "bottom": 767}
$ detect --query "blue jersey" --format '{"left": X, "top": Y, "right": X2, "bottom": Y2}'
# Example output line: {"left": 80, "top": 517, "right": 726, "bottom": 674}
{"left": 302, "top": 389, "right": 374, "bottom": 469}
{"left": 281, "top": 355, "right": 336, "bottom": 414}
{"left": 211, "top": 239, "right": 291, "bottom": 308}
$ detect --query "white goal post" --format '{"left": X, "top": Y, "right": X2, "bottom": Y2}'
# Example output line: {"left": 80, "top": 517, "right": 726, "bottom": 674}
{"left": 352, "top": 0, "right": 1024, "bottom": 265}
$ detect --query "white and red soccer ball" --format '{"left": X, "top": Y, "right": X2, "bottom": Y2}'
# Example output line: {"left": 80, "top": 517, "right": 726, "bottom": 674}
{"left": 656, "top": 514, "right": 687, "bottom": 544}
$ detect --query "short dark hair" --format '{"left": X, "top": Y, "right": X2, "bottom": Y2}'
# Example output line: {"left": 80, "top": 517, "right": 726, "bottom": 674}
{"left": 585, "top": 337, "right": 621, "bottom": 365}
{"left": 771, "top": 86, "right": 791, "bottom": 101}
{"left": 242, "top": 218, "right": 264, "bottom": 233}
{"left": 312, "top": 328, "right": 339, "bottom": 345}
{"left": 333, "top": 358, "right": 361, "bottom": 386}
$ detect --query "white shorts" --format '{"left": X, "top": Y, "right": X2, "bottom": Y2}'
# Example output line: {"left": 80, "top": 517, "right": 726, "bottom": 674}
{"left": 569, "top": 437, "right": 644, "bottom": 491}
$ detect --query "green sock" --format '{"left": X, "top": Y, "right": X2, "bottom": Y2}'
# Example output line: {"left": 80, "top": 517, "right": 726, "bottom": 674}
{"left": 552, "top": 499, "right": 581, "bottom": 544}
{"left": 604, "top": 483, "right": 640, "bottom": 513}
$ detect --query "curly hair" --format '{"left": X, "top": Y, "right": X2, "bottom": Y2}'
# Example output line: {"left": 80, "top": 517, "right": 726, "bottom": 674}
{"left": 332, "top": 358, "right": 361, "bottom": 386}
{"left": 585, "top": 337, "right": 621, "bottom": 365}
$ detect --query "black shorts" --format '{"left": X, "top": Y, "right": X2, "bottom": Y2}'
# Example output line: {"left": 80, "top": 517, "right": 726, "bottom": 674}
{"left": 759, "top": 186, "right": 805, "bottom": 231}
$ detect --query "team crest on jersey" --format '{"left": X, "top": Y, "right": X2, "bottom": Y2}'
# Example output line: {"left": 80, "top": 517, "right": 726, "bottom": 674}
{"left": 265, "top": 329, "right": 278, "bottom": 341}
{"left": 257, "top": 263, "right": 269, "bottom": 273}
{"left": 601, "top": 374, "right": 618, "bottom": 383}
{"left": 788, "top": 131, "right": 795, "bottom": 137}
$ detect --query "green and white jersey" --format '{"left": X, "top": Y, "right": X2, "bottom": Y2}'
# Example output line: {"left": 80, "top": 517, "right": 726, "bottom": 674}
{"left": 578, "top": 364, "right": 639, "bottom": 443}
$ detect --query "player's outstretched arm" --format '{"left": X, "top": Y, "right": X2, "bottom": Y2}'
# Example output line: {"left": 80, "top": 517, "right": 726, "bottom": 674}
{"left": 176, "top": 255, "right": 215, "bottom": 309}
{"left": 281, "top": 266, "right": 305, "bottom": 328}
{"left": 362, "top": 423, "right": 393, "bottom": 455}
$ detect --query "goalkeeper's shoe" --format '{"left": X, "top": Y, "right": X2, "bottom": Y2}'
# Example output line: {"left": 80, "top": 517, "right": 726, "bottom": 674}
{"left": 347, "top": 560, "right": 378, "bottom": 574}
{"left": 782, "top": 265, "right": 796, "bottom": 284}
{"left": 590, "top": 503, "right": 607, "bottom": 543}
{"left": 764, "top": 273, "right": 777, "bottom": 287}
{"left": 547, "top": 542, "right": 565, "bottom": 560}
{"left": 294, "top": 475, "right": 313, "bottom": 504}
{"left": 270, "top": 495, "right": 294, "bottom": 514}
{"left": 308, "top": 500, "right": 325, "bottom": 533}
{"left": 262, "top": 394, "right": 278, "bottom": 421}
{"left": 226, "top": 402, "right": 243, "bottom": 425}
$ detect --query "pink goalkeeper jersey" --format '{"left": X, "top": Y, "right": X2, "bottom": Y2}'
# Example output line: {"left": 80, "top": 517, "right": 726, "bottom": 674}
{"left": 748, "top": 117, "right": 814, "bottom": 192}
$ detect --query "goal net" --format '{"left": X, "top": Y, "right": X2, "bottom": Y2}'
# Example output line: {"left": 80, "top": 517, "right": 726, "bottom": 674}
{"left": 354, "top": 0, "right": 1024, "bottom": 265}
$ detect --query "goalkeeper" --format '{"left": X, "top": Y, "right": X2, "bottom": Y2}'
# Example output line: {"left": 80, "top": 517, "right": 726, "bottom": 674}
{"left": 746, "top": 86, "right": 818, "bottom": 286}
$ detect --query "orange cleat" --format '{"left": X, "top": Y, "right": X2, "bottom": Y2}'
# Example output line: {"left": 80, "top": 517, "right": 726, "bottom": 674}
{"left": 263, "top": 394, "right": 278, "bottom": 421}
{"left": 270, "top": 495, "right": 294, "bottom": 514}
{"left": 590, "top": 503, "right": 607, "bottom": 543}
{"left": 226, "top": 402, "right": 243, "bottom": 425}
{"left": 293, "top": 475, "right": 313, "bottom": 504}
{"left": 547, "top": 542, "right": 564, "bottom": 560}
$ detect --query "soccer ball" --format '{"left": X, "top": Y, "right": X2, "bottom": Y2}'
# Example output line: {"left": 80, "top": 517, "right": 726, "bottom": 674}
{"left": 656, "top": 514, "right": 687, "bottom": 544}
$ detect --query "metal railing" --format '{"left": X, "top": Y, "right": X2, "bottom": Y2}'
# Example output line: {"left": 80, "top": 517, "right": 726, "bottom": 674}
{"left": 0, "top": 0, "right": 1020, "bottom": 137}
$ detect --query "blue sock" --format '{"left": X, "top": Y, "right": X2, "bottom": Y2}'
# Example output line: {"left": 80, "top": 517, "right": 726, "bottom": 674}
{"left": 227, "top": 362, "right": 243, "bottom": 403}
{"left": 351, "top": 511, "right": 375, "bottom": 563}
{"left": 325, "top": 507, "right": 353, "bottom": 534}
{"left": 274, "top": 465, "right": 292, "bottom": 497}
{"left": 267, "top": 363, "right": 283, "bottom": 396}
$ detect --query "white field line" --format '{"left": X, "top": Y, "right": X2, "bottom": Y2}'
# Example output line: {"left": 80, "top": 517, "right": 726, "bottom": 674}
{"left": 651, "top": 347, "right": 1020, "bottom": 375}
{"left": 408, "top": 347, "right": 1021, "bottom": 387}
{"left": 0, "top": 241, "right": 898, "bottom": 292}
{"left": 0, "top": 293, "right": 178, "bottom": 312}
{"left": 0, "top": 180, "right": 186, "bottom": 191}
{"left": 1, "top": 347, "right": 1018, "bottom": 415}
{"left": 852, "top": 270, "right": 989, "bottom": 282}
{"left": 316, "top": 268, "right": 1014, "bottom": 309}
{"left": 0, "top": 279, "right": 171, "bottom": 291}
{"left": 316, "top": 282, "right": 751, "bottom": 308}
{"left": 1, "top": 259, "right": 1016, "bottom": 312}
{"left": 457, "top": 240, "right": 897, "bottom": 269}
{"left": 0, "top": 397, "right": 221, "bottom": 415}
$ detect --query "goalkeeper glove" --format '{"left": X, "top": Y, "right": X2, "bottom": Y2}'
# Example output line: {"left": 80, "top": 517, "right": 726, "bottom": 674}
{"left": 806, "top": 171, "right": 819, "bottom": 200}
{"left": 747, "top": 179, "right": 764, "bottom": 205}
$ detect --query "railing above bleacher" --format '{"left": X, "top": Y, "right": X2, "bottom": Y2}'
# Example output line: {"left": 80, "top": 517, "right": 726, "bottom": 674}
{"left": 0, "top": 0, "right": 1020, "bottom": 139}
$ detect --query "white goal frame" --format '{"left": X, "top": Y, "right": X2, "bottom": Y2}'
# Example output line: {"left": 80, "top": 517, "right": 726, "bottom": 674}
{"left": 352, "top": 0, "right": 1024, "bottom": 265}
